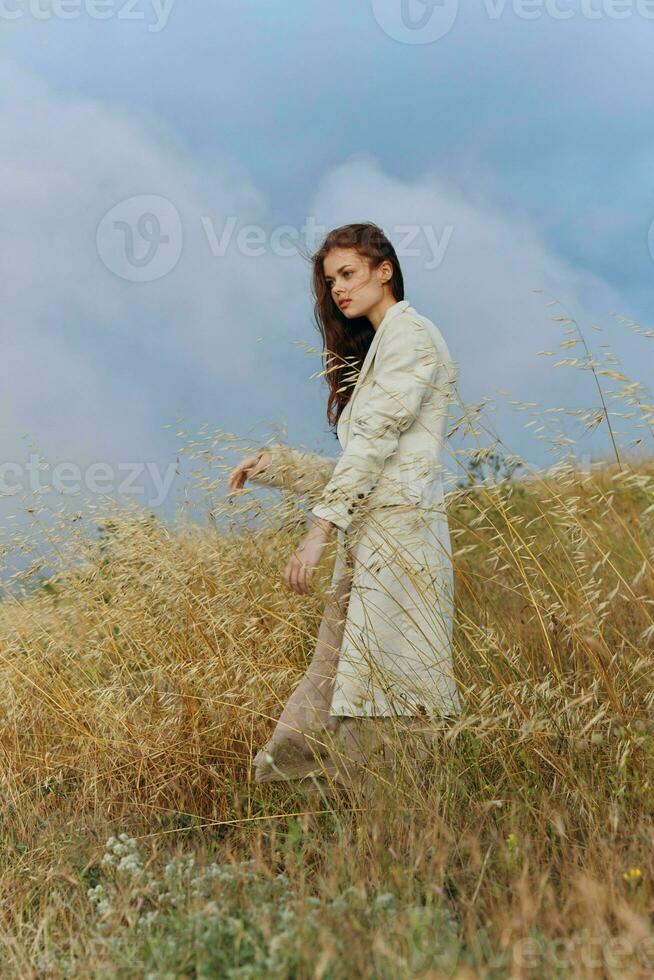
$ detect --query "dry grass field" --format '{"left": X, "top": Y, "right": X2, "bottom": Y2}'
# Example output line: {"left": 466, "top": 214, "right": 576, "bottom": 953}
{"left": 0, "top": 428, "right": 653, "bottom": 977}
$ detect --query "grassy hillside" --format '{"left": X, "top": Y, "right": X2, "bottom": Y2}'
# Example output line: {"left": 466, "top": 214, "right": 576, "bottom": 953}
{"left": 0, "top": 455, "right": 653, "bottom": 977}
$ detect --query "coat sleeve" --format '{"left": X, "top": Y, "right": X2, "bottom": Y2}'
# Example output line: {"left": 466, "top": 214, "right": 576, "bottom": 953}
{"left": 310, "top": 316, "right": 440, "bottom": 532}
{"left": 248, "top": 443, "right": 338, "bottom": 499}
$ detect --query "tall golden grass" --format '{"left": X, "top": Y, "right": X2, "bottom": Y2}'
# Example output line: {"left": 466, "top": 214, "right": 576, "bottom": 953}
{"left": 0, "top": 302, "right": 653, "bottom": 976}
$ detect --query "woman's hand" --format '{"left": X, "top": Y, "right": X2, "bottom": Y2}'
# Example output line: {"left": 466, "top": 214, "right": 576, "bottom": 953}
{"left": 284, "top": 519, "right": 334, "bottom": 595}
{"left": 227, "top": 450, "right": 272, "bottom": 495}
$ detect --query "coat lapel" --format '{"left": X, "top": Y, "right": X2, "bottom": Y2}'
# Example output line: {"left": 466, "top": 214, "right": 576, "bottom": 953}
{"left": 337, "top": 300, "right": 412, "bottom": 449}
{"left": 349, "top": 299, "right": 411, "bottom": 398}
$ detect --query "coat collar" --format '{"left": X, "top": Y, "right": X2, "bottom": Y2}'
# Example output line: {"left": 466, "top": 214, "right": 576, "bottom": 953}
{"left": 354, "top": 299, "right": 411, "bottom": 391}
{"left": 337, "top": 299, "right": 413, "bottom": 444}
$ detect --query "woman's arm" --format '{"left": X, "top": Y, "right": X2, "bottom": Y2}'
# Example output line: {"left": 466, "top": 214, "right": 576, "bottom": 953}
{"left": 248, "top": 443, "right": 338, "bottom": 498}
{"left": 310, "top": 316, "right": 440, "bottom": 533}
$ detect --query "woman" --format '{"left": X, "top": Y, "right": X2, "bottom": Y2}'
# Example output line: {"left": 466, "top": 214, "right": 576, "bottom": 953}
{"left": 227, "top": 223, "right": 462, "bottom": 790}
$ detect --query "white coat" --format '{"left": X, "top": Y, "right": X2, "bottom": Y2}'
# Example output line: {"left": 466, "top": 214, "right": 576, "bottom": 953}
{"left": 250, "top": 299, "right": 462, "bottom": 720}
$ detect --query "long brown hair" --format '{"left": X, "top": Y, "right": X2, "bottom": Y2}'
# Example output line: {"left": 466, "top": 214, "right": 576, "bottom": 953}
{"left": 309, "top": 223, "right": 404, "bottom": 432}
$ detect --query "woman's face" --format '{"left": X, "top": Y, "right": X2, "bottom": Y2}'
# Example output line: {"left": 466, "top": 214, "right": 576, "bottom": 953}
{"left": 323, "top": 248, "right": 391, "bottom": 321}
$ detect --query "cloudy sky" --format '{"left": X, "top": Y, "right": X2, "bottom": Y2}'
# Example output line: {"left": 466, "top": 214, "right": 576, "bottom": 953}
{"left": 1, "top": 0, "right": 653, "bottom": 549}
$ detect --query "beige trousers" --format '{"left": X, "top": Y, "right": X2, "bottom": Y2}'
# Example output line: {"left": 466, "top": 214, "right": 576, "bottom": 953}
{"left": 252, "top": 566, "right": 439, "bottom": 790}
